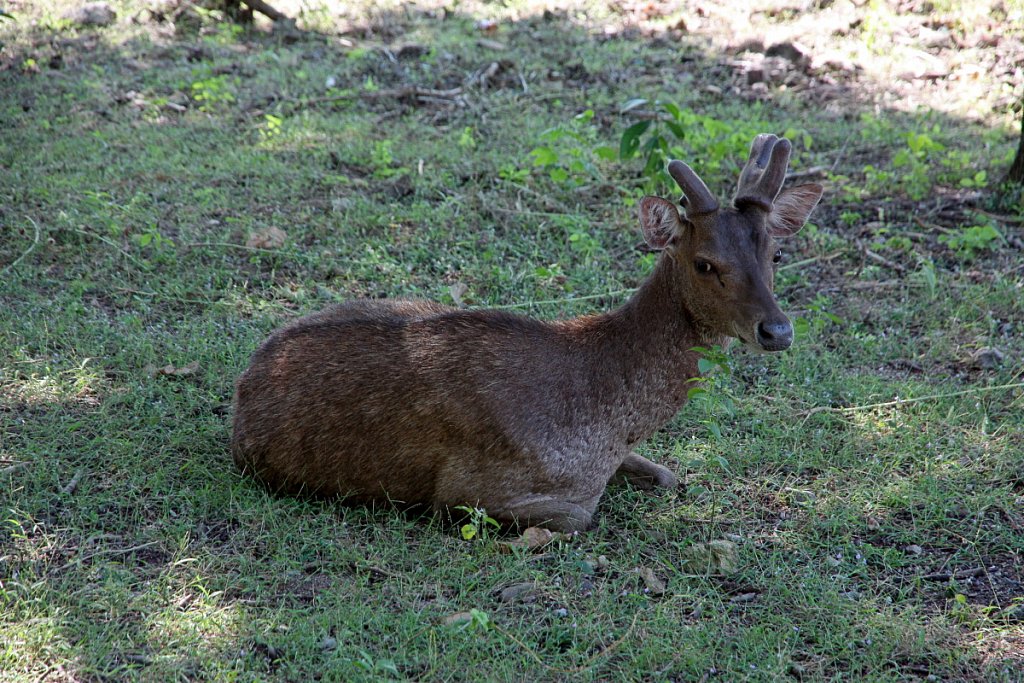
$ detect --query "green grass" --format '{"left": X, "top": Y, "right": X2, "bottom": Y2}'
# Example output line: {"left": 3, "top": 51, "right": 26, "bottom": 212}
{"left": 2, "top": 1, "right": 1023, "bottom": 680}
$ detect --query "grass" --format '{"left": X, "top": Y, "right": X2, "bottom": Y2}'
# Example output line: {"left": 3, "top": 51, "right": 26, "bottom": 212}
{"left": 2, "top": 0, "right": 1023, "bottom": 680}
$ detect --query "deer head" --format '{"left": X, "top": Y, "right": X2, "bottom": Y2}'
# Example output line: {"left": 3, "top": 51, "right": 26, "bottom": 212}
{"left": 637, "top": 134, "right": 823, "bottom": 351}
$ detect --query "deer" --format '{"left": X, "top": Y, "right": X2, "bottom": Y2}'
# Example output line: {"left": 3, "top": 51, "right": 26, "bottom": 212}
{"left": 231, "top": 134, "right": 823, "bottom": 533}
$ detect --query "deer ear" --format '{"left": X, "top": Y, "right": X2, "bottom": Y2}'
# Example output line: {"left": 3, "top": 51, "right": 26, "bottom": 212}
{"left": 768, "top": 183, "right": 823, "bottom": 237}
{"left": 638, "top": 196, "right": 683, "bottom": 250}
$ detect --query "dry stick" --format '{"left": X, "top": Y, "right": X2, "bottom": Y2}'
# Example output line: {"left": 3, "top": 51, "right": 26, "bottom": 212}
{"left": 53, "top": 540, "right": 162, "bottom": 574}
{"left": 299, "top": 85, "right": 464, "bottom": 108}
{"left": 71, "top": 227, "right": 149, "bottom": 270}
{"left": 241, "top": 0, "right": 289, "bottom": 22}
{"left": 913, "top": 216, "right": 956, "bottom": 235}
{"left": 61, "top": 469, "right": 85, "bottom": 495}
{"left": 777, "top": 249, "right": 846, "bottom": 273}
{"left": 53, "top": 540, "right": 160, "bottom": 573}
{"left": 858, "top": 242, "right": 906, "bottom": 274}
{"left": 0, "top": 462, "right": 31, "bottom": 476}
{"left": 785, "top": 165, "right": 828, "bottom": 181}
{"left": 1, "top": 216, "right": 41, "bottom": 276}
{"left": 921, "top": 567, "right": 985, "bottom": 582}
{"left": 800, "top": 381, "right": 1024, "bottom": 421}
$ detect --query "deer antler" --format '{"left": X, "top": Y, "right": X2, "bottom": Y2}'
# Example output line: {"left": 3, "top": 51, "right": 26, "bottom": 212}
{"left": 667, "top": 160, "right": 719, "bottom": 217}
{"left": 734, "top": 134, "right": 792, "bottom": 211}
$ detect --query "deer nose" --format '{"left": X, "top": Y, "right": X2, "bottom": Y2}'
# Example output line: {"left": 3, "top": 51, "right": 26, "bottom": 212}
{"left": 756, "top": 320, "right": 793, "bottom": 351}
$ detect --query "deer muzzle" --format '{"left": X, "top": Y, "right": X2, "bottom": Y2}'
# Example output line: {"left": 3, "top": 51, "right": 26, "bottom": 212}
{"left": 754, "top": 318, "right": 794, "bottom": 352}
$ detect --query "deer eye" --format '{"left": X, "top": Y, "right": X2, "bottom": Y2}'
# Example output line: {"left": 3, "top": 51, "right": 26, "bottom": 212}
{"left": 772, "top": 249, "right": 783, "bottom": 264}
{"left": 695, "top": 260, "right": 714, "bottom": 274}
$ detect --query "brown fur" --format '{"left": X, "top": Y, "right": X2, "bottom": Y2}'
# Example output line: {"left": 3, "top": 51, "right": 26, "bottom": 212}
{"left": 231, "top": 137, "right": 823, "bottom": 532}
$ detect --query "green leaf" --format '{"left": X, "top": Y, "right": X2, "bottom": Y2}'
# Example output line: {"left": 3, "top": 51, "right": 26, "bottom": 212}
{"left": 697, "top": 358, "right": 716, "bottom": 374}
{"left": 661, "top": 101, "right": 682, "bottom": 120}
{"left": 549, "top": 167, "right": 568, "bottom": 183}
{"left": 529, "top": 146, "right": 558, "bottom": 167}
{"left": 593, "top": 146, "right": 617, "bottom": 161}
{"left": 619, "top": 120, "right": 652, "bottom": 160}
{"left": 460, "top": 524, "right": 477, "bottom": 540}
{"left": 664, "top": 120, "right": 686, "bottom": 140}
{"left": 620, "top": 98, "right": 648, "bottom": 113}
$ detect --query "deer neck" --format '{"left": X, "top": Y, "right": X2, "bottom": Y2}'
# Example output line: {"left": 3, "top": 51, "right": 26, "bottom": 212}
{"left": 574, "top": 254, "right": 725, "bottom": 444}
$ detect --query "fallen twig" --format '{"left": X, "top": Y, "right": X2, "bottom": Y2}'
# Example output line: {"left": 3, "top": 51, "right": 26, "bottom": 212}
{"left": 61, "top": 469, "right": 85, "bottom": 495}
{"left": 70, "top": 227, "right": 150, "bottom": 270}
{"left": 799, "top": 381, "right": 1024, "bottom": 421}
{"left": 921, "top": 567, "right": 985, "bottom": 582}
{"left": 857, "top": 240, "right": 906, "bottom": 274}
{"left": 785, "top": 165, "right": 828, "bottom": 181}
{"left": 299, "top": 85, "right": 465, "bottom": 108}
{"left": 241, "top": 0, "right": 289, "bottom": 22}
{"left": 0, "top": 462, "right": 31, "bottom": 476}
{"left": 53, "top": 540, "right": 162, "bottom": 574}
{"left": 1, "top": 216, "right": 41, "bottom": 276}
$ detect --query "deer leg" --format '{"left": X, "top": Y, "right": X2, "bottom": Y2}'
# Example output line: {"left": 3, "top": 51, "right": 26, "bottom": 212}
{"left": 500, "top": 494, "right": 596, "bottom": 533}
{"left": 611, "top": 452, "right": 678, "bottom": 490}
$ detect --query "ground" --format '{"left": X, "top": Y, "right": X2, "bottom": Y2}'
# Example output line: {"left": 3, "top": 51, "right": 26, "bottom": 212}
{"left": 1, "top": 0, "right": 1022, "bottom": 681}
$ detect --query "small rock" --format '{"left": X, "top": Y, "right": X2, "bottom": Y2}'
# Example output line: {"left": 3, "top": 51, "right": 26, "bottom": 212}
{"left": 636, "top": 566, "right": 666, "bottom": 596}
{"left": 970, "top": 347, "right": 1004, "bottom": 370}
{"left": 732, "top": 38, "right": 765, "bottom": 54}
{"left": 381, "top": 174, "right": 414, "bottom": 200}
{"left": 498, "top": 583, "right": 538, "bottom": 604}
{"left": 904, "top": 544, "right": 924, "bottom": 556}
{"left": 786, "top": 488, "right": 816, "bottom": 506}
{"left": 246, "top": 226, "right": 288, "bottom": 250}
{"left": 896, "top": 49, "right": 949, "bottom": 81}
{"left": 396, "top": 44, "right": 429, "bottom": 60}
{"left": 596, "top": 555, "right": 609, "bottom": 570}
{"left": 1003, "top": 604, "right": 1024, "bottom": 623}
{"left": 680, "top": 540, "right": 740, "bottom": 575}
{"left": 443, "top": 611, "right": 473, "bottom": 626}
{"left": 320, "top": 636, "right": 337, "bottom": 652}
{"left": 477, "top": 38, "right": 507, "bottom": 51}
{"left": 62, "top": 2, "right": 117, "bottom": 27}
{"left": 765, "top": 41, "right": 811, "bottom": 68}
{"left": 554, "top": 607, "right": 568, "bottom": 617}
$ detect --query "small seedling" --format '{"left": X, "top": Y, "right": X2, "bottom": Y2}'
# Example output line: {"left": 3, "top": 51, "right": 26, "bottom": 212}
{"left": 454, "top": 506, "right": 500, "bottom": 541}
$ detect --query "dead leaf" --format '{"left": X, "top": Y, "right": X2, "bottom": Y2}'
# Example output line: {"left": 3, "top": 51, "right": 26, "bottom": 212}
{"left": 635, "top": 566, "right": 666, "bottom": 595}
{"left": 147, "top": 361, "right": 200, "bottom": 378}
{"left": 498, "top": 526, "right": 569, "bottom": 552}
{"left": 679, "top": 540, "right": 740, "bottom": 575}
{"left": 443, "top": 611, "right": 473, "bottom": 626}
{"left": 449, "top": 282, "right": 468, "bottom": 307}
{"left": 246, "top": 226, "right": 288, "bottom": 249}
{"left": 476, "top": 19, "right": 499, "bottom": 34}
{"left": 497, "top": 582, "right": 540, "bottom": 604}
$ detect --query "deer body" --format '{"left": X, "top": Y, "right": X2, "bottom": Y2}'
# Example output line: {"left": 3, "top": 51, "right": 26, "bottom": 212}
{"left": 232, "top": 135, "right": 823, "bottom": 532}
